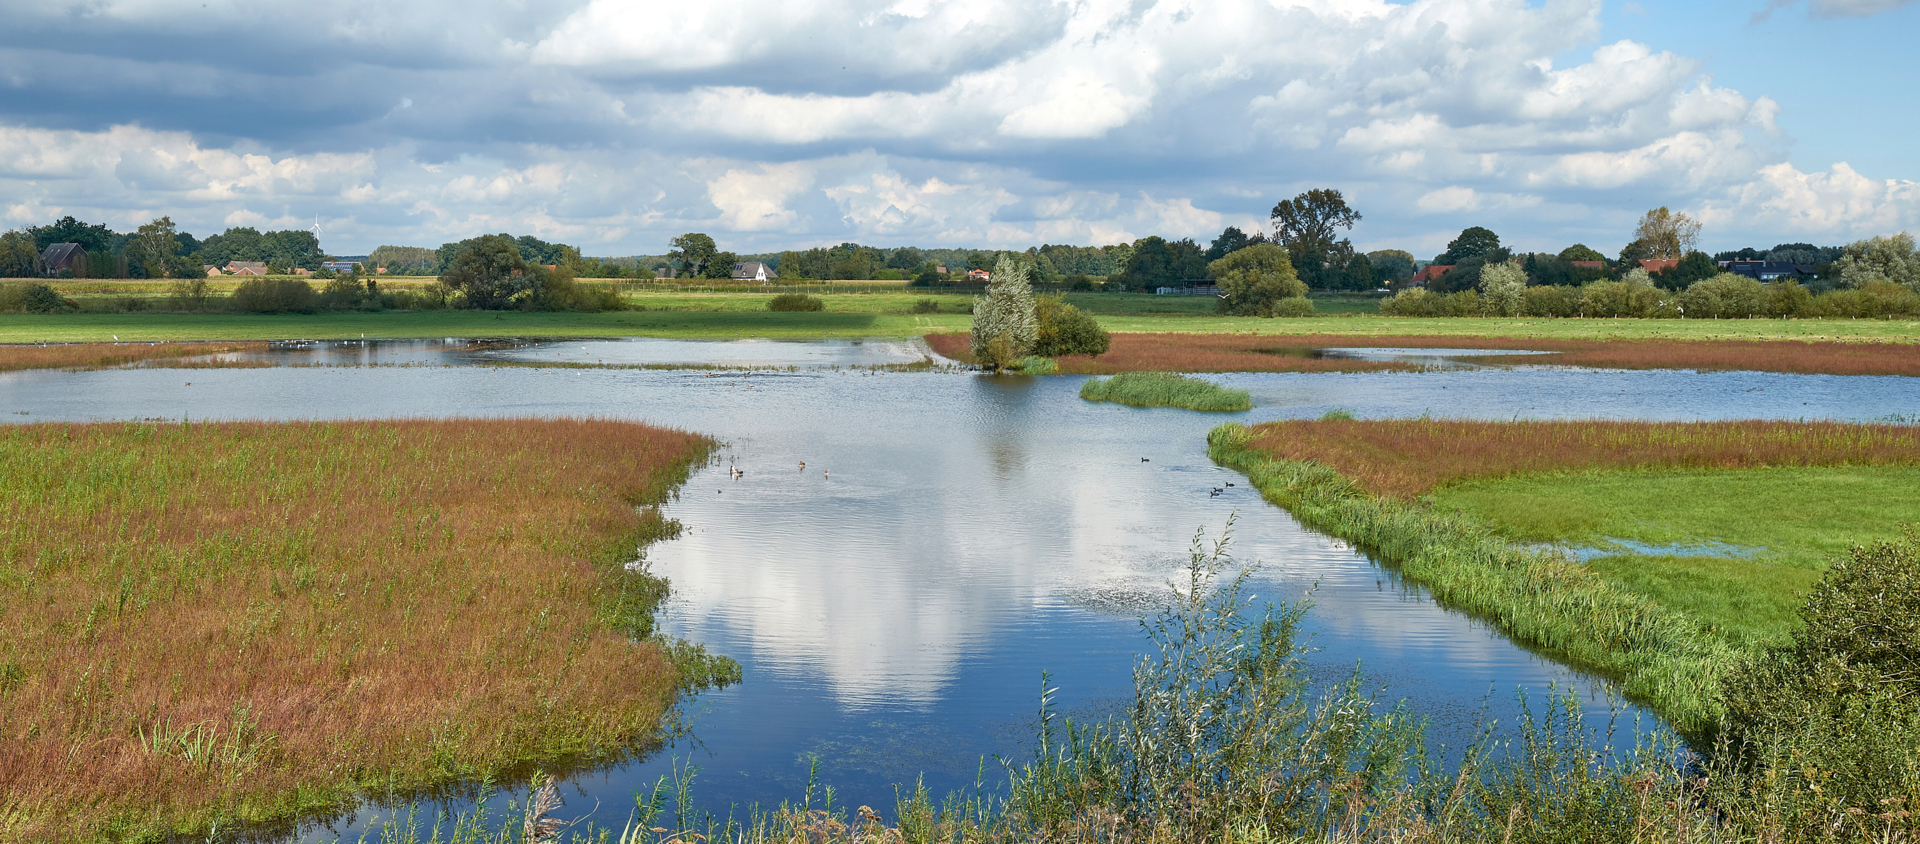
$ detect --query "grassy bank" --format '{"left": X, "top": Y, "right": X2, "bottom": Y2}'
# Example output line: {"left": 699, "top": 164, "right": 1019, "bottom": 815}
{"left": 1209, "top": 418, "right": 1920, "bottom": 734}
{"left": 0, "top": 419, "right": 726, "bottom": 842}
{"left": 0, "top": 341, "right": 264, "bottom": 372}
{"left": 1079, "top": 371, "right": 1252, "bottom": 411}
{"left": 5, "top": 289, "right": 1920, "bottom": 346}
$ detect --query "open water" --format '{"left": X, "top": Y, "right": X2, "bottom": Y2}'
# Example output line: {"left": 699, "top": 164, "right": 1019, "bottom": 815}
{"left": 4, "top": 337, "right": 1917, "bottom": 837}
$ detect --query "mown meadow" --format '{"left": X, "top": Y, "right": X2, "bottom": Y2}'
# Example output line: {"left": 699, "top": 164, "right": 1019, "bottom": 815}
{"left": 0, "top": 419, "right": 729, "bottom": 842}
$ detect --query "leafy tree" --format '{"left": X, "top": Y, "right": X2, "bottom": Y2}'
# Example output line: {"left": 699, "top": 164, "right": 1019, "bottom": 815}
{"left": 1557, "top": 244, "right": 1605, "bottom": 263}
{"left": 1654, "top": 250, "right": 1718, "bottom": 291}
{"left": 367, "top": 245, "right": 439, "bottom": 274}
{"left": 1206, "top": 226, "right": 1251, "bottom": 261}
{"left": 1331, "top": 252, "right": 1375, "bottom": 291}
{"left": 1271, "top": 189, "right": 1360, "bottom": 260}
{"left": 1366, "top": 250, "right": 1415, "bottom": 285}
{"left": 1835, "top": 232, "right": 1919, "bottom": 290}
{"left": 886, "top": 247, "right": 925, "bottom": 271}
{"left": 668, "top": 233, "right": 718, "bottom": 278}
{"left": 1033, "top": 294, "right": 1111, "bottom": 357}
{"left": 705, "top": 251, "right": 740, "bottom": 280}
{"left": 1715, "top": 247, "right": 1766, "bottom": 262}
{"left": 440, "top": 234, "right": 534, "bottom": 309}
{"left": 1632, "top": 206, "right": 1702, "bottom": 260}
{"left": 128, "top": 217, "right": 181, "bottom": 278}
{"left": 27, "top": 216, "right": 116, "bottom": 253}
{"left": 1618, "top": 237, "right": 1653, "bottom": 265}
{"left": 1115, "top": 236, "right": 1206, "bottom": 292}
{"left": 0, "top": 230, "right": 43, "bottom": 278}
{"left": 965, "top": 251, "right": 996, "bottom": 271}
{"left": 1478, "top": 259, "right": 1527, "bottom": 316}
{"left": 969, "top": 255, "right": 1038, "bottom": 372}
{"left": 1210, "top": 244, "right": 1306, "bottom": 317}
{"left": 1271, "top": 189, "right": 1361, "bottom": 288}
{"left": 1436, "top": 227, "right": 1502, "bottom": 265}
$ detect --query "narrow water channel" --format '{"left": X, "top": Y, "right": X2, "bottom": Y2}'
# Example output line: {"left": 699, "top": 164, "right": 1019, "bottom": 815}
{"left": 5, "top": 338, "right": 1916, "bottom": 838}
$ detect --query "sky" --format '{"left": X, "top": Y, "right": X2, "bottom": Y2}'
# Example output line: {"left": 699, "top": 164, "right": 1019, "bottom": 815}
{"left": 0, "top": 0, "right": 1915, "bottom": 259}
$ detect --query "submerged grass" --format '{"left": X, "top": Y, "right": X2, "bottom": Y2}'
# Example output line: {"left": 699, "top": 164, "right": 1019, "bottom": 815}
{"left": 1079, "top": 371, "right": 1252, "bottom": 412}
{"left": 0, "top": 419, "right": 726, "bottom": 842}
{"left": 0, "top": 341, "right": 264, "bottom": 371}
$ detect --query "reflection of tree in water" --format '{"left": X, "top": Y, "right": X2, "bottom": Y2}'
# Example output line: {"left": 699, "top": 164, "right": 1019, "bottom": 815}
{"left": 975, "top": 374, "right": 1041, "bottom": 486}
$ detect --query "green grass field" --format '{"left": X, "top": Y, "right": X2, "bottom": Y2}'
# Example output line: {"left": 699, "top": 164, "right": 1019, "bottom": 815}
{"left": 1427, "top": 466, "right": 1920, "bottom": 649}
{"left": 5, "top": 288, "right": 1918, "bottom": 344}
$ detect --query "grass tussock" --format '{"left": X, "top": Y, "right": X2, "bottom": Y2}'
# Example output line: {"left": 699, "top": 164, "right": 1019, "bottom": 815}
{"left": 0, "top": 341, "right": 264, "bottom": 372}
{"left": 0, "top": 418, "right": 723, "bottom": 842}
{"left": 1243, "top": 418, "right": 1920, "bottom": 500}
{"left": 1080, "top": 371, "right": 1252, "bottom": 412}
{"left": 927, "top": 332, "right": 1920, "bottom": 377}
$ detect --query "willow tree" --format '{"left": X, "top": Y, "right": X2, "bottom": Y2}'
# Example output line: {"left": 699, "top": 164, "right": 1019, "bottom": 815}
{"left": 969, "top": 255, "right": 1037, "bottom": 372}
{"left": 1633, "top": 207, "right": 1702, "bottom": 260}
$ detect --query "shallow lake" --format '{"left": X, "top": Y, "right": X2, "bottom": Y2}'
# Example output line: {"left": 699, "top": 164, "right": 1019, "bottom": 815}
{"left": 5, "top": 337, "right": 1917, "bottom": 838}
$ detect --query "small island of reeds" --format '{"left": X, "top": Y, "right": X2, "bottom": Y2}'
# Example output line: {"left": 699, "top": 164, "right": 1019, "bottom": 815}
{"left": 1079, "top": 371, "right": 1252, "bottom": 411}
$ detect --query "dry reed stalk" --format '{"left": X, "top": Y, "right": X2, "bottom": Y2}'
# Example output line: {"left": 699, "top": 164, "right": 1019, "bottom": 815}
{"left": 0, "top": 341, "right": 265, "bottom": 372}
{"left": 0, "top": 418, "right": 710, "bottom": 841}
{"left": 1241, "top": 418, "right": 1920, "bottom": 499}
{"left": 926, "top": 332, "right": 1920, "bottom": 377}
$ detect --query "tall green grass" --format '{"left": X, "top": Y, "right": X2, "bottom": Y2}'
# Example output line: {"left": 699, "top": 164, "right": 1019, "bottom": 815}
{"left": 1207, "top": 423, "right": 1736, "bottom": 736}
{"left": 1080, "top": 371, "right": 1252, "bottom": 411}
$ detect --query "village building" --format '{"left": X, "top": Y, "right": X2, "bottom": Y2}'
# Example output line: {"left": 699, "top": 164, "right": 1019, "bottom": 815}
{"left": 40, "top": 243, "right": 87, "bottom": 277}
{"left": 731, "top": 261, "right": 778, "bottom": 282}
{"left": 1409, "top": 264, "right": 1452, "bottom": 286}
{"left": 1719, "top": 260, "right": 1814, "bottom": 281}
{"left": 967, "top": 268, "right": 991, "bottom": 282}
{"left": 225, "top": 261, "right": 268, "bottom": 276}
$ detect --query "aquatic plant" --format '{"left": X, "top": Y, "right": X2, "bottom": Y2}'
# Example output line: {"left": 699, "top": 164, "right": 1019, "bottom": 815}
{"left": 0, "top": 418, "right": 727, "bottom": 840}
{"left": 1080, "top": 371, "right": 1252, "bottom": 412}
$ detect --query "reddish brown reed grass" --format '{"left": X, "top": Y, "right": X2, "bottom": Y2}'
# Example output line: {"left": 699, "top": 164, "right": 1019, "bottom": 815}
{"left": 0, "top": 341, "right": 265, "bottom": 372}
{"left": 1243, "top": 418, "right": 1920, "bottom": 499}
{"left": 0, "top": 419, "right": 711, "bottom": 841}
{"left": 927, "top": 332, "right": 1920, "bottom": 377}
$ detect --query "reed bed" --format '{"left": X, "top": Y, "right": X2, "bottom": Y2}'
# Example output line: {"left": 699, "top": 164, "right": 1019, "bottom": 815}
{"left": 1241, "top": 418, "right": 1920, "bottom": 500}
{"left": 926, "top": 332, "right": 1920, "bottom": 377}
{"left": 1079, "top": 371, "right": 1252, "bottom": 411}
{"left": 0, "top": 341, "right": 263, "bottom": 372}
{"left": 0, "top": 418, "right": 720, "bottom": 842}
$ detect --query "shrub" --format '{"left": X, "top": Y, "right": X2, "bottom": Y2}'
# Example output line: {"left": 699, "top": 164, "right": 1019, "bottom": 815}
{"left": 1679, "top": 273, "right": 1766, "bottom": 318}
{"left": 1064, "top": 273, "right": 1096, "bottom": 291}
{"left": 168, "top": 278, "right": 213, "bottom": 312}
{"left": 1713, "top": 534, "right": 1920, "bottom": 824}
{"left": 1579, "top": 274, "right": 1661, "bottom": 318}
{"left": 0, "top": 282, "right": 76, "bottom": 313}
{"left": 1478, "top": 259, "right": 1527, "bottom": 316}
{"left": 1273, "top": 296, "right": 1315, "bottom": 317}
{"left": 1521, "top": 284, "right": 1580, "bottom": 317}
{"left": 1766, "top": 281, "right": 1815, "bottom": 317}
{"left": 1033, "top": 294, "right": 1111, "bottom": 357}
{"left": 970, "top": 256, "right": 1037, "bottom": 371}
{"left": 319, "top": 275, "right": 377, "bottom": 310}
{"left": 230, "top": 277, "right": 317, "bottom": 313}
{"left": 909, "top": 298, "right": 940, "bottom": 314}
{"left": 1379, "top": 288, "right": 1440, "bottom": 317}
{"left": 767, "top": 293, "right": 824, "bottom": 312}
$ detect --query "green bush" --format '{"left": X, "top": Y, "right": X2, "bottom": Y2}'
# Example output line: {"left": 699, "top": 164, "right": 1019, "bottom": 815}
{"left": 1713, "top": 534, "right": 1920, "bottom": 826}
{"left": 1080, "top": 372, "right": 1251, "bottom": 412}
{"left": 1016, "top": 355, "right": 1058, "bottom": 375}
{"left": 1521, "top": 284, "right": 1580, "bottom": 317}
{"left": 767, "top": 292, "right": 824, "bottom": 312}
{"left": 1033, "top": 294, "right": 1111, "bottom": 356}
{"left": 909, "top": 298, "right": 940, "bottom": 314}
{"left": 0, "top": 281, "right": 76, "bottom": 313}
{"left": 230, "top": 277, "right": 317, "bottom": 313}
{"left": 1274, "top": 296, "right": 1315, "bottom": 317}
{"left": 1679, "top": 273, "right": 1767, "bottom": 318}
